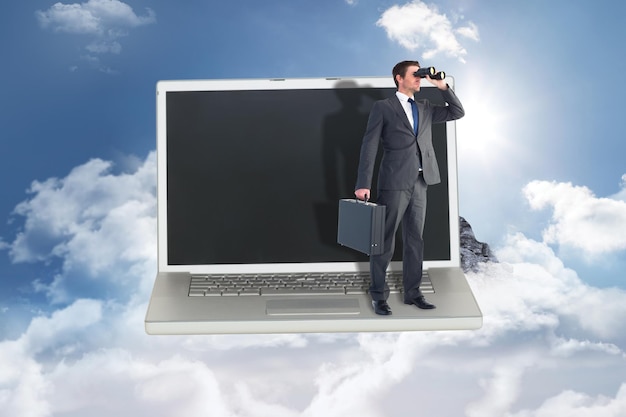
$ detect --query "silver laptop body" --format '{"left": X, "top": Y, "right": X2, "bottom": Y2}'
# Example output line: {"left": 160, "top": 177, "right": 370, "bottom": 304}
{"left": 145, "top": 76, "right": 482, "bottom": 334}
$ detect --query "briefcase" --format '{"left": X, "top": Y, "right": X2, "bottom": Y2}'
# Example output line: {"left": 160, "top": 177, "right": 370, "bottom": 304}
{"left": 337, "top": 199, "right": 386, "bottom": 256}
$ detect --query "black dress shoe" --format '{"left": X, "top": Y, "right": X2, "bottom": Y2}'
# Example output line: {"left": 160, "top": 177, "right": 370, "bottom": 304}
{"left": 372, "top": 300, "right": 392, "bottom": 315}
{"left": 404, "top": 296, "right": 436, "bottom": 309}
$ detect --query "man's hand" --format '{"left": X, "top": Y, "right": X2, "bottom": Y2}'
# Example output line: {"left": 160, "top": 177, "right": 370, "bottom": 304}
{"left": 426, "top": 75, "right": 448, "bottom": 90}
{"left": 355, "top": 188, "right": 370, "bottom": 201}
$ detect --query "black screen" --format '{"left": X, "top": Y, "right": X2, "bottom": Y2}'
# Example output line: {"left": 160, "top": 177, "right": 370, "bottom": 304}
{"left": 165, "top": 83, "right": 450, "bottom": 265}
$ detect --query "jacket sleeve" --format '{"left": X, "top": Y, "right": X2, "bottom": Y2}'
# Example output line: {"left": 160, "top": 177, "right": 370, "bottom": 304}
{"left": 354, "top": 101, "right": 384, "bottom": 190}
{"left": 431, "top": 85, "right": 465, "bottom": 124}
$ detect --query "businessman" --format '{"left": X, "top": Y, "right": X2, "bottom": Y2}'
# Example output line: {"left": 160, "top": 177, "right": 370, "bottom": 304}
{"left": 354, "top": 60, "right": 465, "bottom": 315}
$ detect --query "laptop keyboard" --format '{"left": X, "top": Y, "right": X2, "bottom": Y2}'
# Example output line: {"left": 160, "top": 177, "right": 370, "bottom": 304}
{"left": 188, "top": 271, "right": 433, "bottom": 297}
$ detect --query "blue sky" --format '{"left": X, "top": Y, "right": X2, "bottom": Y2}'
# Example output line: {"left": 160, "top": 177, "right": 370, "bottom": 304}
{"left": 1, "top": 0, "right": 626, "bottom": 416}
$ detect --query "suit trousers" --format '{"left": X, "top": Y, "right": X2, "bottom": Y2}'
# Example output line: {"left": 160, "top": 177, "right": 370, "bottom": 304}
{"left": 369, "top": 174, "right": 428, "bottom": 301}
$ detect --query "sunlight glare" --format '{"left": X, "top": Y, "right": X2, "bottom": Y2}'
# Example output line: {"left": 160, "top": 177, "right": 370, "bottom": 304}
{"left": 456, "top": 85, "right": 512, "bottom": 167}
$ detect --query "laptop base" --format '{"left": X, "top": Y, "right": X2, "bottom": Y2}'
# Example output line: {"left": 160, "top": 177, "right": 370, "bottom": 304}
{"left": 145, "top": 267, "right": 482, "bottom": 335}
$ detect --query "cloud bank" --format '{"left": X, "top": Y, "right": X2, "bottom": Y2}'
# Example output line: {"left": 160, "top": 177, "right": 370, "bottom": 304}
{"left": 377, "top": 1, "right": 479, "bottom": 63}
{"left": 8, "top": 153, "right": 157, "bottom": 304}
{"left": 1, "top": 154, "right": 625, "bottom": 416}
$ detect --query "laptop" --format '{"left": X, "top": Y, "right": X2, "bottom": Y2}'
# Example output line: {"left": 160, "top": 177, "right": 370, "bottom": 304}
{"left": 145, "top": 76, "right": 482, "bottom": 334}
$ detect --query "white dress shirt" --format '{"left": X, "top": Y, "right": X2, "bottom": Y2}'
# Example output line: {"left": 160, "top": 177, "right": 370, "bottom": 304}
{"left": 395, "top": 91, "right": 416, "bottom": 132}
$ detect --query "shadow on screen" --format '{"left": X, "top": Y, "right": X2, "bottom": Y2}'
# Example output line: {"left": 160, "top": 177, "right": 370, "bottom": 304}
{"left": 312, "top": 81, "right": 385, "bottom": 261}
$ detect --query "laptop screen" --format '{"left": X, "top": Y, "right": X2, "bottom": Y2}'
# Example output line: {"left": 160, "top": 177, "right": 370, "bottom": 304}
{"left": 157, "top": 77, "right": 459, "bottom": 272}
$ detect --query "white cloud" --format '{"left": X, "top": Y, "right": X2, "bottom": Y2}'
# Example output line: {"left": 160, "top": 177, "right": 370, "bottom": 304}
{"left": 376, "top": 1, "right": 479, "bottom": 63}
{"left": 550, "top": 337, "right": 623, "bottom": 357}
{"left": 495, "top": 233, "right": 626, "bottom": 340}
{"left": 0, "top": 299, "right": 103, "bottom": 417}
{"left": 466, "top": 359, "right": 530, "bottom": 417}
{"left": 47, "top": 351, "right": 235, "bottom": 417}
{"left": 1, "top": 333, "right": 235, "bottom": 417}
{"left": 36, "top": 2, "right": 102, "bottom": 35}
{"left": 21, "top": 298, "right": 103, "bottom": 356}
{"left": 7, "top": 152, "right": 157, "bottom": 304}
{"left": 523, "top": 178, "right": 626, "bottom": 257}
{"left": 181, "top": 334, "right": 310, "bottom": 351}
{"left": 509, "top": 384, "right": 626, "bottom": 417}
{"left": 456, "top": 21, "right": 480, "bottom": 41}
{"left": 2, "top": 157, "right": 626, "bottom": 417}
{"left": 35, "top": 0, "right": 155, "bottom": 67}
{"left": 36, "top": 0, "right": 155, "bottom": 35}
{"left": 0, "top": 354, "right": 51, "bottom": 417}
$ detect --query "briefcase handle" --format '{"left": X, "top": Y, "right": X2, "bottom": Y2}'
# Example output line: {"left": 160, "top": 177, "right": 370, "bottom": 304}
{"left": 357, "top": 194, "right": 369, "bottom": 204}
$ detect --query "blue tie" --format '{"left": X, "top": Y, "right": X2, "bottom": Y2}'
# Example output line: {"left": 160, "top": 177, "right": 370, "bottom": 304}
{"left": 408, "top": 98, "right": 418, "bottom": 135}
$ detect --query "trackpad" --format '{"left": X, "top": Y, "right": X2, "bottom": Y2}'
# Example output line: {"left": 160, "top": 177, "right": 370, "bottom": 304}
{"left": 266, "top": 298, "right": 361, "bottom": 316}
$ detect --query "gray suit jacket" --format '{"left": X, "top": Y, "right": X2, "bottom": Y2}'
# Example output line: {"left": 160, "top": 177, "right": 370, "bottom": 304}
{"left": 355, "top": 86, "right": 464, "bottom": 190}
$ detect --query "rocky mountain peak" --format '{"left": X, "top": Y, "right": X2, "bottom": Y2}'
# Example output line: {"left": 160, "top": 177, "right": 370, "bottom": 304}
{"left": 459, "top": 216, "right": 498, "bottom": 272}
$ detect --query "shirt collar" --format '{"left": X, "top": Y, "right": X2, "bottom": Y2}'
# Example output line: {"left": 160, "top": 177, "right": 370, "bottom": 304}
{"left": 395, "top": 91, "right": 414, "bottom": 102}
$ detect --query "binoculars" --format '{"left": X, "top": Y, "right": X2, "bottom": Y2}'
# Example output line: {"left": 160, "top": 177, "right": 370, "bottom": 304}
{"left": 414, "top": 67, "right": 445, "bottom": 80}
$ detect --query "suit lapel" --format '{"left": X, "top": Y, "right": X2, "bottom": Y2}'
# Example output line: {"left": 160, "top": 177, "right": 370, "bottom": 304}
{"left": 389, "top": 97, "right": 414, "bottom": 133}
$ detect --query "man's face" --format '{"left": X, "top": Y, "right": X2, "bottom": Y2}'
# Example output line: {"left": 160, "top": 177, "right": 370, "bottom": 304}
{"left": 397, "top": 65, "right": 421, "bottom": 94}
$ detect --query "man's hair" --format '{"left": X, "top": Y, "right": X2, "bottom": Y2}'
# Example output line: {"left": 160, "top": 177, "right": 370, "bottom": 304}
{"left": 392, "top": 60, "right": 420, "bottom": 88}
